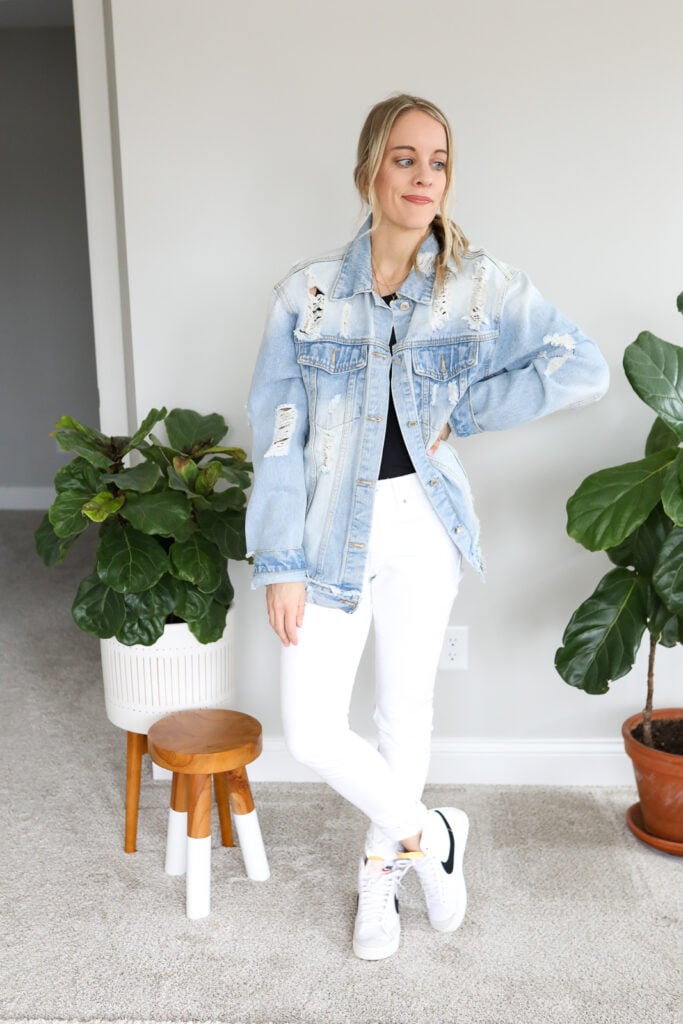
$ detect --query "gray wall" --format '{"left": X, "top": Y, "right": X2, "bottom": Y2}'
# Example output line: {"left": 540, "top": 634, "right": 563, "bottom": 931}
{"left": 0, "top": 26, "right": 97, "bottom": 507}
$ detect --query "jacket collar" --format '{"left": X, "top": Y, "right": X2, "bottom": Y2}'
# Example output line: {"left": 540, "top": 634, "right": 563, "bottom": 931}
{"left": 331, "top": 214, "right": 443, "bottom": 305}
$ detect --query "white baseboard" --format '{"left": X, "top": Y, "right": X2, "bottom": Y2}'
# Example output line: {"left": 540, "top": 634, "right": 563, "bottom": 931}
{"left": 0, "top": 486, "right": 54, "bottom": 510}
{"left": 246, "top": 737, "right": 634, "bottom": 786}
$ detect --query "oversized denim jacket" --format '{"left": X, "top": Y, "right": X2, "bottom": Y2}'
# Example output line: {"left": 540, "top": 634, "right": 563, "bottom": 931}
{"left": 246, "top": 216, "right": 609, "bottom": 611}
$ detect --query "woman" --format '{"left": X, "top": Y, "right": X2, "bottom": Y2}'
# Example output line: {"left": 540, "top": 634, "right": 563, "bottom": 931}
{"left": 246, "top": 94, "right": 609, "bottom": 960}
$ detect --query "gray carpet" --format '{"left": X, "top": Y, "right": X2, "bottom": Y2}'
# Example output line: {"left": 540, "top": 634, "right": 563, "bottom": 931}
{"left": 2, "top": 511, "right": 682, "bottom": 1024}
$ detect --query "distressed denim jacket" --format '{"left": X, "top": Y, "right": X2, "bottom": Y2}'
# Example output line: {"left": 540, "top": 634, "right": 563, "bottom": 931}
{"left": 246, "top": 215, "right": 609, "bottom": 611}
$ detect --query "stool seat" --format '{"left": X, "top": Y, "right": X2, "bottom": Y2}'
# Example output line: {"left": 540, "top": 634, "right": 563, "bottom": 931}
{"left": 148, "top": 709, "right": 262, "bottom": 775}
{"left": 147, "top": 708, "right": 269, "bottom": 919}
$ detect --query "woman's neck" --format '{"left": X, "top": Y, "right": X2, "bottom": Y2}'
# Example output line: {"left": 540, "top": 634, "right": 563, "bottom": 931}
{"left": 370, "top": 220, "right": 429, "bottom": 293}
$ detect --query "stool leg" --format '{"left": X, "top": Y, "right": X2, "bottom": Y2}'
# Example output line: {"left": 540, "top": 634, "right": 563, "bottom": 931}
{"left": 213, "top": 772, "right": 234, "bottom": 847}
{"left": 124, "top": 732, "right": 147, "bottom": 854}
{"left": 187, "top": 774, "right": 212, "bottom": 919}
{"left": 225, "top": 767, "right": 270, "bottom": 881}
{"left": 165, "top": 773, "right": 188, "bottom": 876}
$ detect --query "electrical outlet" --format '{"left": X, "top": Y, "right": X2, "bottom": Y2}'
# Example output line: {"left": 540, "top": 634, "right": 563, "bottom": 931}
{"left": 438, "top": 626, "right": 468, "bottom": 671}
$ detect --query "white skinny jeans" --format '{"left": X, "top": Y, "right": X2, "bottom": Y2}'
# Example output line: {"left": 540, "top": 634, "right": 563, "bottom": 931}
{"left": 281, "top": 473, "right": 463, "bottom": 858}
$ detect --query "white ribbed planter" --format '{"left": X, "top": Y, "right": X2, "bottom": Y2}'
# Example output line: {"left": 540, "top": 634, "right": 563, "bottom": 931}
{"left": 100, "top": 616, "right": 235, "bottom": 734}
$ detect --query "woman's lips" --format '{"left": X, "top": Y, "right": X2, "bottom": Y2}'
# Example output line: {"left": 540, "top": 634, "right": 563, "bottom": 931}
{"left": 403, "top": 195, "right": 432, "bottom": 205}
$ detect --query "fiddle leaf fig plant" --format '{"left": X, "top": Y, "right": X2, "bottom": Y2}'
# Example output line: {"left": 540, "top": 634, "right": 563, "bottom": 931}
{"left": 36, "top": 407, "right": 252, "bottom": 647}
{"left": 555, "top": 292, "right": 683, "bottom": 747}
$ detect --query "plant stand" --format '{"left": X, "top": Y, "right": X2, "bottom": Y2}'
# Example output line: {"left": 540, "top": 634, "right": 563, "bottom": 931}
{"left": 101, "top": 618, "right": 235, "bottom": 852}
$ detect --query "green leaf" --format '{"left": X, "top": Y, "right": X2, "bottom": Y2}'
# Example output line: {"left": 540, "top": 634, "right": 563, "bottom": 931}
{"left": 34, "top": 513, "right": 78, "bottom": 565}
{"left": 48, "top": 490, "right": 90, "bottom": 538}
{"left": 172, "top": 455, "right": 199, "bottom": 488}
{"left": 122, "top": 407, "right": 167, "bottom": 454}
{"left": 71, "top": 572, "right": 126, "bottom": 637}
{"left": 115, "top": 577, "right": 177, "bottom": 646}
{"left": 167, "top": 463, "right": 196, "bottom": 495}
{"left": 173, "top": 579, "right": 213, "bottom": 622}
{"left": 195, "top": 461, "right": 222, "bottom": 496}
{"left": 624, "top": 332, "right": 683, "bottom": 439}
{"left": 214, "top": 459, "right": 253, "bottom": 489}
{"left": 54, "top": 458, "right": 103, "bottom": 496}
{"left": 52, "top": 430, "right": 113, "bottom": 470}
{"left": 96, "top": 522, "right": 169, "bottom": 593}
{"left": 661, "top": 453, "right": 683, "bottom": 526}
{"left": 652, "top": 527, "right": 683, "bottom": 615}
{"left": 169, "top": 534, "right": 223, "bottom": 593}
{"left": 645, "top": 416, "right": 680, "bottom": 456}
{"left": 201, "top": 446, "right": 248, "bottom": 460}
{"left": 647, "top": 588, "right": 682, "bottom": 647}
{"left": 606, "top": 503, "right": 673, "bottom": 577}
{"left": 120, "top": 491, "right": 192, "bottom": 536}
{"left": 207, "top": 487, "right": 246, "bottom": 512}
{"left": 677, "top": 291, "right": 683, "bottom": 316}
{"left": 165, "top": 409, "right": 227, "bottom": 454}
{"left": 187, "top": 600, "right": 228, "bottom": 644}
{"left": 81, "top": 491, "right": 125, "bottom": 523}
{"left": 102, "top": 461, "right": 161, "bottom": 493}
{"left": 212, "top": 563, "right": 235, "bottom": 608}
{"left": 196, "top": 507, "right": 246, "bottom": 559}
{"left": 555, "top": 568, "right": 648, "bottom": 693}
{"left": 53, "top": 415, "right": 106, "bottom": 442}
{"left": 567, "top": 449, "right": 676, "bottom": 551}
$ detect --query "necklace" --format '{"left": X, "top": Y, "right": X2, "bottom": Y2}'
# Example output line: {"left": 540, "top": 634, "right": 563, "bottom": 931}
{"left": 371, "top": 257, "right": 408, "bottom": 296}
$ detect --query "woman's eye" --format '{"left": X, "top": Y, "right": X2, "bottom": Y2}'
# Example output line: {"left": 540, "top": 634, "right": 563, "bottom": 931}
{"left": 433, "top": 161, "right": 445, "bottom": 171}
{"left": 396, "top": 158, "right": 413, "bottom": 167}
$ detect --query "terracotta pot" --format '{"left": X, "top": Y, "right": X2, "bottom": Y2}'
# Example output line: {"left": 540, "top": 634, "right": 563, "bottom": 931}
{"left": 622, "top": 707, "right": 683, "bottom": 846}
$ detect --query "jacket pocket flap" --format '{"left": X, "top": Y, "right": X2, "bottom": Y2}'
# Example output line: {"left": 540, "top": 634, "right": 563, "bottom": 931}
{"left": 412, "top": 340, "right": 478, "bottom": 381}
{"left": 296, "top": 340, "right": 367, "bottom": 373}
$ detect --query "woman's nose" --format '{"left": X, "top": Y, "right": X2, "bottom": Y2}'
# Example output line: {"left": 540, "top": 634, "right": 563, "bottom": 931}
{"left": 412, "top": 162, "right": 432, "bottom": 186}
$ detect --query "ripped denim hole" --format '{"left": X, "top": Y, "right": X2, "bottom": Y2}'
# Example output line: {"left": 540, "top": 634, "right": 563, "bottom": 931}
{"left": 264, "top": 404, "right": 297, "bottom": 457}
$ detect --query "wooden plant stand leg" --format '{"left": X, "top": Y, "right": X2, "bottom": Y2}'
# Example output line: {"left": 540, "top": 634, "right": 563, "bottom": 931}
{"left": 225, "top": 767, "right": 270, "bottom": 881}
{"left": 165, "top": 773, "right": 189, "bottom": 876}
{"left": 186, "top": 773, "right": 212, "bottom": 919}
{"left": 213, "top": 772, "right": 234, "bottom": 847}
{"left": 124, "top": 731, "right": 148, "bottom": 854}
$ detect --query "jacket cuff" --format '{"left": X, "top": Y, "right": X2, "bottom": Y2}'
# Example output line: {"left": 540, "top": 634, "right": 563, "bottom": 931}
{"left": 250, "top": 548, "right": 308, "bottom": 589}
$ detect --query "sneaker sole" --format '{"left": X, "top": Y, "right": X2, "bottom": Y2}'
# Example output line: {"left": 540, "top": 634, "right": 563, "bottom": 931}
{"left": 352, "top": 932, "right": 401, "bottom": 960}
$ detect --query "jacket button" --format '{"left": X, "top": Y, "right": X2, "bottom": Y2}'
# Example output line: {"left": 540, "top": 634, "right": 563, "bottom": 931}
{"left": 399, "top": 301, "right": 410, "bottom": 311}
{"left": 454, "top": 526, "right": 463, "bottom": 534}
{"left": 429, "top": 478, "right": 438, "bottom": 486}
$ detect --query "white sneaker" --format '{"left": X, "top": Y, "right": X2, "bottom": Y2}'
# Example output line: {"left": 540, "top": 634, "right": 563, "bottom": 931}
{"left": 352, "top": 855, "right": 410, "bottom": 960}
{"left": 403, "top": 807, "right": 469, "bottom": 933}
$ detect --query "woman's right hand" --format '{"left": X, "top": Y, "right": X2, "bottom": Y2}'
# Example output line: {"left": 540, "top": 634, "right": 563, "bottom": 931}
{"left": 266, "top": 582, "right": 307, "bottom": 647}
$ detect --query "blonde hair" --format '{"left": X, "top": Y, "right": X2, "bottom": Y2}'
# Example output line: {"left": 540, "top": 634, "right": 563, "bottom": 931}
{"left": 353, "top": 93, "right": 468, "bottom": 289}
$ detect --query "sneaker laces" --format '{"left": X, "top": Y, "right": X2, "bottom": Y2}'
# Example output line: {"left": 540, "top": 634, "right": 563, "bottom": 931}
{"left": 357, "top": 858, "right": 409, "bottom": 925}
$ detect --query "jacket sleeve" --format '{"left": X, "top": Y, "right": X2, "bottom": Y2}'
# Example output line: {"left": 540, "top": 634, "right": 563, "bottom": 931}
{"left": 450, "top": 270, "right": 609, "bottom": 436}
{"left": 245, "top": 287, "right": 310, "bottom": 588}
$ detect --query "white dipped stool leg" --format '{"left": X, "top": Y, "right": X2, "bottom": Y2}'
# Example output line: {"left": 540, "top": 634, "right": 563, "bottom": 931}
{"left": 186, "top": 835, "right": 211, "bottom": 919}
{"left": 165, "top": 774, "right": 189, "bottom": 875}
{"left": 234, "top": 809, "right": 270, "bottom": 880}
{"left": 187, "top": 774, "right": 212, "bottom": 919}
{"left": 165, "top": 808, "right": 187, "bottom": 875}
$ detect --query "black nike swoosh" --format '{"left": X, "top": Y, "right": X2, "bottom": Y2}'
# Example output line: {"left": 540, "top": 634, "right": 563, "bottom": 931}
{"left": 435, "top": 810, "right": 455, "bottom": 874}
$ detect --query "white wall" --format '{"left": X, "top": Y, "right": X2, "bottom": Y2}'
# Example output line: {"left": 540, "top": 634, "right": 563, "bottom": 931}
{"left": 74, "top": 0, "right": 683, "bottom": 781}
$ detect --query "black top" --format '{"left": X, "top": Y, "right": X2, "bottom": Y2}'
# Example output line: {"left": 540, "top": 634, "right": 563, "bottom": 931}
{"left": 378, "top": 294, "right": 415, "bottom": 480}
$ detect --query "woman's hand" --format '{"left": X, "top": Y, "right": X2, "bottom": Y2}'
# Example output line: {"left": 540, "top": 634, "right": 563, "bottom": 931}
{"left": 266, "top": 582, "right": 307, "bottom": 646}
{"left": 428, "top": 422, "right": 451, "bottom": 455}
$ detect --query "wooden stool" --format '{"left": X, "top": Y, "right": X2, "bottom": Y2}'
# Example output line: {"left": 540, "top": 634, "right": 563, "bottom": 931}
{"left": 147, "top": 708, "right": 269, "bottom": 919}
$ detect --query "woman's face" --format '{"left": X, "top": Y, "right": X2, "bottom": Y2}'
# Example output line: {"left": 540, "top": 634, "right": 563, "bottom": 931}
{"left": 373, "top": 109, "right": 448, "bottom": 234}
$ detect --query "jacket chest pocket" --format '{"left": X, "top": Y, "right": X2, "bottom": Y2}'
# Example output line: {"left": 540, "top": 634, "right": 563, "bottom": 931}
{"left": 412, "top": 338, "right": 481, "bottom": 412}
{"left": 296, "top": 338, "right": 367, "bottom": 427}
